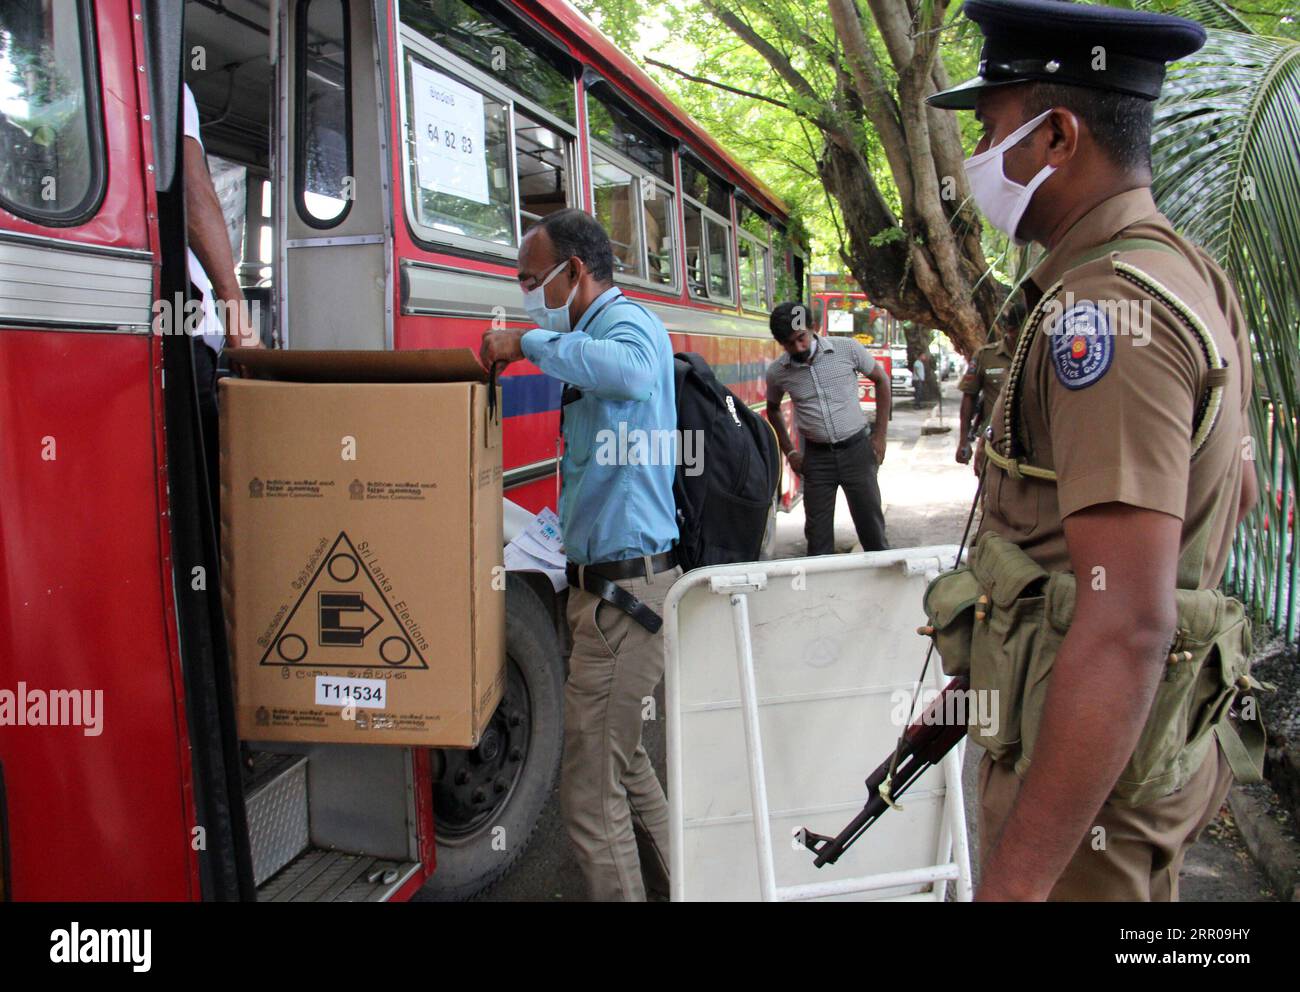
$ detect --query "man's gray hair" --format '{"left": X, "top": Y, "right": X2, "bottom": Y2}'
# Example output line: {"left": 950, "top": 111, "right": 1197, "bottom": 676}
{"left": 536, "top": 209, "right": 615, "bottom": 283}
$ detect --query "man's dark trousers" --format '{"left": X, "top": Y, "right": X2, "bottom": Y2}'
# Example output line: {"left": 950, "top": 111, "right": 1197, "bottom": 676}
{"left": 801, "top": 430, "right": 887, "bottom": 555}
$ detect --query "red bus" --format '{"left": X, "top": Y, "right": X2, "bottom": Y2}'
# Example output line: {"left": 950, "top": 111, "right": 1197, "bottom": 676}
{"left": 0, "top": 0, "right": 807, "bottom": 901}
{"left": 813, "top": 291, "right": 895, "bottom": 410}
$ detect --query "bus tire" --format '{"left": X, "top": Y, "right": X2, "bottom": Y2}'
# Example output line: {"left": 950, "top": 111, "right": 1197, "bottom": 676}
{"left": 420, "top": 573, "right": 564, "bottom": 901}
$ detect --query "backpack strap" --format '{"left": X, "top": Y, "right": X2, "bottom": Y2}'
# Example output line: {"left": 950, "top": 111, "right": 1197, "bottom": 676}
{"left": 560, "top": 292, "right": 652, "bottom": 428}
{"left": 988, "top": 236, "right": 1230, "bottom": 485}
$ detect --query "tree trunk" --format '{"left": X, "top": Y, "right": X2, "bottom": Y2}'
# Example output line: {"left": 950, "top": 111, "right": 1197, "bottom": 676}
{"left": 698, "top": 0, "right": 1014, "bottom": 358}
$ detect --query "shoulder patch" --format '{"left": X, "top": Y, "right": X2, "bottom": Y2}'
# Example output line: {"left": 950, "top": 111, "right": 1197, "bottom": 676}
{"left": 1050, "top": 302, "right": 1113, "bottom": 390}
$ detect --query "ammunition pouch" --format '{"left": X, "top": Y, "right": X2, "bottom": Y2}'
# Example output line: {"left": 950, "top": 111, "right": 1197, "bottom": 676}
{"left": 922, "top": 532, "right": 1266, "bottom": 806}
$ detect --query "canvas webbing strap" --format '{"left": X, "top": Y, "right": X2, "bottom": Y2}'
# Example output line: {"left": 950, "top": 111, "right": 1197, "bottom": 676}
{"left": 989, "top": 236, "right": 1229, "bottom": 488}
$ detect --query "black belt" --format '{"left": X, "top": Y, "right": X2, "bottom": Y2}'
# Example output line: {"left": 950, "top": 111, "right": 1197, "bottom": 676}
{"left": 803, "top": 429, "right": 866, "bottom": 452}
{"left": 565, "top": 550, "right": 678, "bottom": 634}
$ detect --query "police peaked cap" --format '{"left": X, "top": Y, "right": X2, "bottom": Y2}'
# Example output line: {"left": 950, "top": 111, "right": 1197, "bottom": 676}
{"left": 928, "top": 0, "right": 1207, "bottom": 109}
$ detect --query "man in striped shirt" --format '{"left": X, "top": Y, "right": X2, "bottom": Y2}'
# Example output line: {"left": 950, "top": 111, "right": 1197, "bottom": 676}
{"left": 765, "top": 302, "right": 891, "bottom": 555}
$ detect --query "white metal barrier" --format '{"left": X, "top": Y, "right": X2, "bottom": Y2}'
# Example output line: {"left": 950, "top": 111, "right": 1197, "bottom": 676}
{"left": 663, "top": 547, "right": 973, "bottom": 902}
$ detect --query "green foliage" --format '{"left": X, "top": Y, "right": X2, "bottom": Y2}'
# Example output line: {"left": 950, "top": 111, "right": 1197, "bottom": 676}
{"left": 869, "top": 225, "right": 907, "bottom": 248}
{"left": 572, "top": 0, "right": 651, "bottom": 51}
{"left": 1132, "top": 0, "right": 1300, "bottom": 39}
{"left": 574, "top": 0, "right": 914, "bottom": 270}
{"left": 1153, "top": 24, "right": 1300, "bottom": 639}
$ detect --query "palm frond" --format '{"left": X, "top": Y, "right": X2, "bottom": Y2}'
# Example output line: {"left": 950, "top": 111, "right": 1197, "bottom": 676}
{"left": 1135, "top": 0, "right": 1254, "bottom": 34}
{"left": 1153, "top": 28, "right": 1300, "bottom": 640}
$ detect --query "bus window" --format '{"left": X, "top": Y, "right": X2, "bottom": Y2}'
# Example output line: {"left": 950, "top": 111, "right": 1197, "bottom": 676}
{"left": 403, "top": 50, "right": 514, "bottom": 245}
{"left": 684, "top": 201, "right": 705, "bottom": 296}
{"left": 590, "top": 158, "right": 675, "bottom": 288}
{"left": 681, "top": 156, "right": 728, "bottom": 215}
{"left": 705, "top": 214, "right": 733, "bottom": 303}
{"left": 587, "top": 87, "right": 676, "bottom": 292}
{"left": 591, "top": 156, "right": 638, "bottom": 277}
{"left": 737, "top": 204, "right": 770, "bottom": 312}
{"left": 738, "top": 235, "right": 768, "bottom": 312}
{"left": 681, "top": 156, "right": 733, "bottom": 305}
{"left": 401, "top": 0, "right": 575, "bottom": 126}
{"left": 399, "top": 6, "right": 577, "bottom": 255}
{"left": 793, "top": 249, "right": 807, "bottom": 302}
{"left": 683, "top": 199, "right": 732, "bottom": 305}
{"left": 0, "top": 0, "right": 103, "bottom": 226}
{"left": 641, "top": 180, "right": 674, "bottom": 288}
{"left": 772, "top": 225, "right": 799, "bottom": 303}
{"left": 295, "top": 0, "right": 352, "bottom": 227}
{"left": 587, "top": 86, "right": 671, "bottom": 183}
{"left": 739, "top": 202, "right": 767, "bottom": 239}
{"left": 515, "top": 109, "right": 571, "bottom": 234}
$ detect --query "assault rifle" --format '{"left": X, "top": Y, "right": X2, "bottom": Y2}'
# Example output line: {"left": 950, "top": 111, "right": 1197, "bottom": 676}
{"left": 797, "top": 675, "right": 970, "bottom": 867}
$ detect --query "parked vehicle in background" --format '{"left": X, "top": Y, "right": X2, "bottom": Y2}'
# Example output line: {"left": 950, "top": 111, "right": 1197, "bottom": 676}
{"left": 892, "top": 365, "right": 914, "bottom": 396}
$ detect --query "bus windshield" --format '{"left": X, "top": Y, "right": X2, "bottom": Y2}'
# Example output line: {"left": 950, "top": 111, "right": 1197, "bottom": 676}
{"left": 818, "top": 294, "right": 894, "bottom": 348}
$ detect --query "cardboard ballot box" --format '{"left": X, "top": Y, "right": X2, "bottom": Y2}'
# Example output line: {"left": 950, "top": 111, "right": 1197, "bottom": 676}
{"left": 219, "top": 349, "right": 505, "bottom": 747}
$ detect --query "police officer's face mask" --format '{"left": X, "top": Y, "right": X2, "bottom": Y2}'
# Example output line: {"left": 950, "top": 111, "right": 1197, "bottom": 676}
{"left": 963, "top": 108, "right": 1055, "bottom": 246}
{"left": 522, "top": 259, "right": 580, "bottom": 333}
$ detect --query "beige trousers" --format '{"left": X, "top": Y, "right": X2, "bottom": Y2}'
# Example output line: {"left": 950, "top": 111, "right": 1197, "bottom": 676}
{"left": 979, "top": 743, "right": 1234, "bottom": 901}
{"left": 561, "top": 565, "right": 681, "bottom": 902}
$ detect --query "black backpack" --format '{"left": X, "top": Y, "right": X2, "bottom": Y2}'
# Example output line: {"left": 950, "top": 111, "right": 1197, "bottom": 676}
{"left": 672, "top": 352, "right": 781, "bottom": 571}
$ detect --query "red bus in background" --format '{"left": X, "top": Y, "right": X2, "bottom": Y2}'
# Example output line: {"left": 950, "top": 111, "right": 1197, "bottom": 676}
{"left": 813, "top": 291, "right": 896, "bottom": 411}
{"left": 0, "top": 0, "right": 808, "bottom": 903}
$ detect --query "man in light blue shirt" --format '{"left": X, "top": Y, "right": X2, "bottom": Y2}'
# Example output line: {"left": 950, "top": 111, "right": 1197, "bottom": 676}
{"left": 480, "top": 209, "right": 679, "bottom": 901}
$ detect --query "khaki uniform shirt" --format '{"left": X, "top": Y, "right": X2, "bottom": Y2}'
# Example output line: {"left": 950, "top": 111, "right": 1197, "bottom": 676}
{"left": 959, "top": 335, "right": 1014, "bottom": 431}
{"left": 979, "top": 188, "right": 1253, "bottom": 590}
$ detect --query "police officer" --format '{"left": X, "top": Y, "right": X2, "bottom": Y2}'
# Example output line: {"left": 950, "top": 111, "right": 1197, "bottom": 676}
{"left": 928, "top": 0, "right": 1258, "bottom": 901}
{"left": 956, "top": 338, "right": 1003, "bottom": 465}
{"left": 955, "top": 326, "right": 1014, "bottom": 464}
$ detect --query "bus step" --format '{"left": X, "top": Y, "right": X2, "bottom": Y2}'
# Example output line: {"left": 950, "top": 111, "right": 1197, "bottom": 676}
{"left": 245, "top": 752, "right": 310, "bottom": 887}
{"left": 257, "top": 849, "right": 421, "bottom": 902}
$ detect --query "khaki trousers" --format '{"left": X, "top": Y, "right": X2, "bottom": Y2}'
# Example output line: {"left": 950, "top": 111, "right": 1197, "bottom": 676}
{"left": 978, "top": 743, "right": 1234, "bottom": 901}
{"left": 561, "top": 565, "right": 681, "bottom": 902}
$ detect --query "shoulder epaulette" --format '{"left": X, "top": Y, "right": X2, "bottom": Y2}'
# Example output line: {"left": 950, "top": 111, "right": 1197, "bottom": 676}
{"left": 984, "top": 236, "right": 1229, "bottom": 483}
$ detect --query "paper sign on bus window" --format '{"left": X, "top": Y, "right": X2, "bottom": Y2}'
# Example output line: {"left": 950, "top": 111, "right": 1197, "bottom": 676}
{"left": 828, "top": 311, "right": 853, "bottom": 334}
{"left": 411, "top": 61, "right": 489, "bottom": 205}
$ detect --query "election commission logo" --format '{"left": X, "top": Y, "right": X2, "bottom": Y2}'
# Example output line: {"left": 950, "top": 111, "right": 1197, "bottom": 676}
{"left": 1050, "top": 303, "right": 1113, "bottom": 389}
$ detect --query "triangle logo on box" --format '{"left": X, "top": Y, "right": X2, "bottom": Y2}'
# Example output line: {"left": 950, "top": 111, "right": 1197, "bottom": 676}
{"left": 259, "top": 531, "right": 429, "bottom": 669}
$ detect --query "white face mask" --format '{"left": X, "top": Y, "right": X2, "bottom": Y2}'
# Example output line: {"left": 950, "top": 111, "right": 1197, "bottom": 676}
{"left": 522, "top": 259, "right": 579, "bottom": 333}
{"left": 962, "top": 109, "right": 1055, "bottom": 246}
